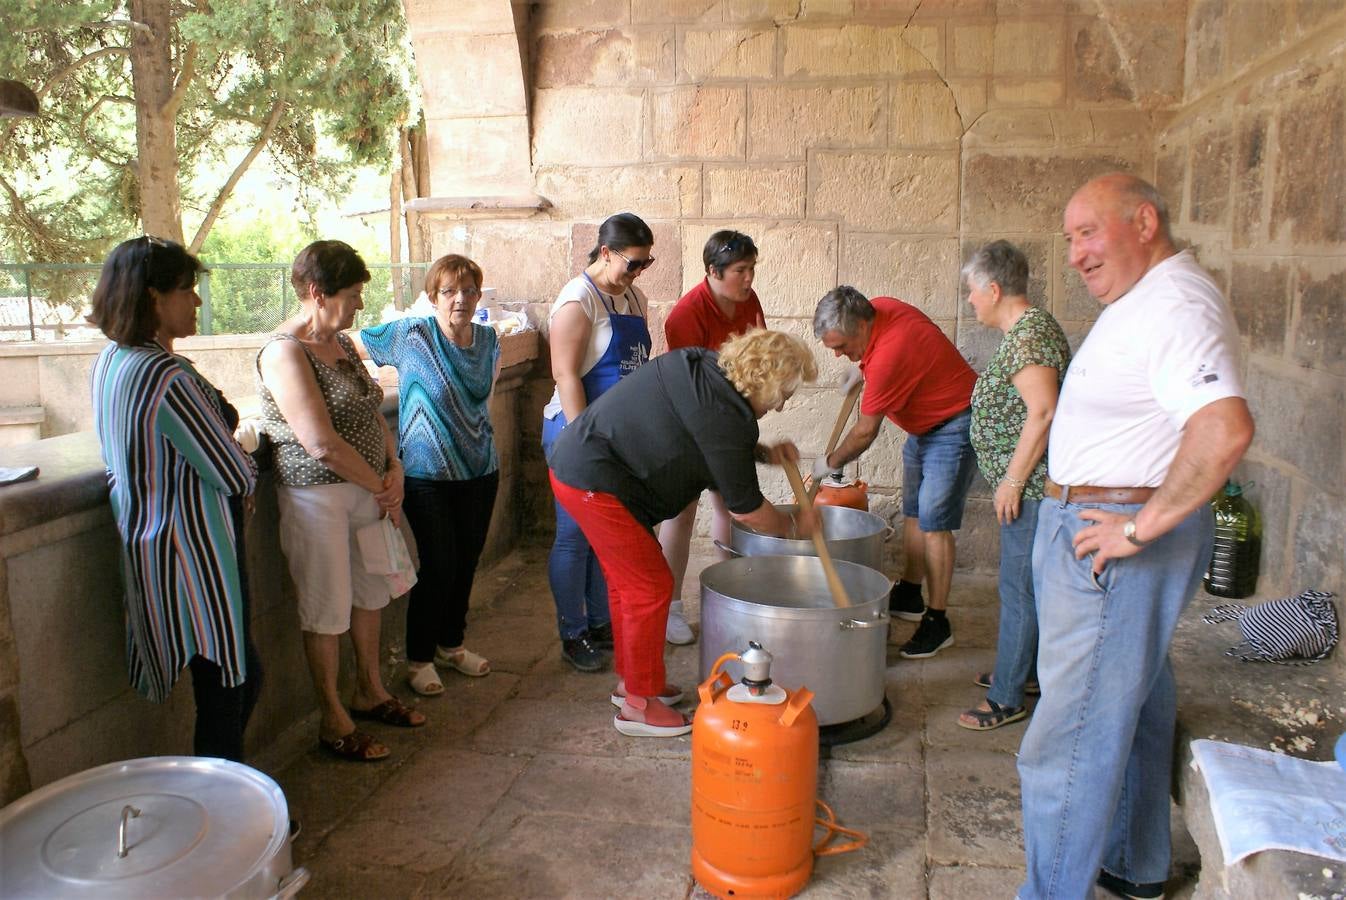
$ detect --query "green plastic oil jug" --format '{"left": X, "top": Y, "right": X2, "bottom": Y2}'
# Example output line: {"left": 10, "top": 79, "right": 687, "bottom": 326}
{"left": 1203, "top": 480, "right": 1261, "bottom": 599}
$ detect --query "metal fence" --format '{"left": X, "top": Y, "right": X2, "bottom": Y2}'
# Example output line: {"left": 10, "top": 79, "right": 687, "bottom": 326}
{"left": 0, "top": 262, "right": 430, "bottom": 342}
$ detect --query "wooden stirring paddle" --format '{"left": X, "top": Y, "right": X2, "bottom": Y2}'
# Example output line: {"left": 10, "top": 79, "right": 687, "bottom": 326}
{"left": 782, "top": 462, "right": 852, "bottom": 608}
{"left": 807, "top": 379, "right": 864, "bottom": 503}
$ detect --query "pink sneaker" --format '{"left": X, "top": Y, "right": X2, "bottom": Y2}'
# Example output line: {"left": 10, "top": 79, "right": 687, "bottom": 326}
{"left": 613, "top": 695, "right": 692, "bottom": 737}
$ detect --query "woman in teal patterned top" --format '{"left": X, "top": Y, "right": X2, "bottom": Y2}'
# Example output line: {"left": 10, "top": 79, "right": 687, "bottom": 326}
{"left": 961, "top": 240, "right": 1071, "bottom": 732}
{"left": 356, "top": 254, "right": 501, "bottom": 697}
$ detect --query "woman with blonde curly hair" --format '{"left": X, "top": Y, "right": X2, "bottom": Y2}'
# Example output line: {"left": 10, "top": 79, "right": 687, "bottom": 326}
{"left": 547, "top": 328, "right": 818, "bottom": 737}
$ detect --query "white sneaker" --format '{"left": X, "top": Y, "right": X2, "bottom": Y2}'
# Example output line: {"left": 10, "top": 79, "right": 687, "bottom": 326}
{"left": 665, "top": 601, "right": 695, "bottom": 645}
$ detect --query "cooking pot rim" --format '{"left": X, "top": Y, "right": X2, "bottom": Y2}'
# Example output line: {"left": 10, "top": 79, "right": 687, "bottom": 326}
{"left": 700, "top": 555, "right": 892, "bottom": 615}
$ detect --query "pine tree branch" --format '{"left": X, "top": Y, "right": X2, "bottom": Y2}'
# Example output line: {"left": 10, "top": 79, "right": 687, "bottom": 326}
{"left": 1, "top": 46, "right": 129, "bottom": 151}
{"left": 163, "top": 40, "right": 196, "bottom": 118}
{"left": 79, "top": 94, "right": 135, "bottom": 166}
{"left": 39, "top": 46, "right": 130, "bottom": 99}
{"left": 188, "top": 97, "right": 284, "bottom": 253}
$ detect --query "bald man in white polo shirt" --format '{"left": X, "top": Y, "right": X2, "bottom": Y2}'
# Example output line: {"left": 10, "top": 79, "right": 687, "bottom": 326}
{"left": 1015, "top": 174, "right": 1255, "bottom": 900}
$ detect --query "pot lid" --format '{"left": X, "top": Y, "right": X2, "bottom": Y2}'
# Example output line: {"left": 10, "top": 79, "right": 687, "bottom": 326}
{"left": 0, "top": 756, "right": 290, "bottom": 897}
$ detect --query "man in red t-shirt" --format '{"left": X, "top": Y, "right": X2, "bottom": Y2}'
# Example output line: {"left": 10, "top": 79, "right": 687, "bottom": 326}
{"left": 813, "top": 286, "right": 978, "bottom": 658}
{"left": 658, "top": 230, "right": 767, "bottom": 645}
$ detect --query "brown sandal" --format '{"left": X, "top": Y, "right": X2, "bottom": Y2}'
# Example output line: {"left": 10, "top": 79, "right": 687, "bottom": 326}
{"left": 321, "top": 729, "right": 390, "bottom": 761}
{"left": 350, "top": 697, "right": 427, "bottom": 728}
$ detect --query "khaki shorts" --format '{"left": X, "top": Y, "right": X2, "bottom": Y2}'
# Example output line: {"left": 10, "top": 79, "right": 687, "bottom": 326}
{"left": 277, "top": 482, "right": 393, "bottom": 634}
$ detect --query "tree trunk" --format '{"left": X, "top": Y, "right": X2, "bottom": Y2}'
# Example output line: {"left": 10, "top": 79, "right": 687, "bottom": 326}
{"left": 389, "top": 159, "right": 403, "bottom": 309}
{"left": 129, "top": 0, "right": 183, "bottom": 243}
{"left": 402, "top": 123, "right": 428, "bottom": 264}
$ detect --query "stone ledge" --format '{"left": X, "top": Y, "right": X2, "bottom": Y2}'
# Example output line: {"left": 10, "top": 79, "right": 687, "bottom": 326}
{"left": 0, "top": 406, "right": 42, "bottom": 426}
{"left": 403, "top": 194, "right": 552, "bottom": 218}
{"left": 1170, "top": 597, "right": 1344, "bottom": 899}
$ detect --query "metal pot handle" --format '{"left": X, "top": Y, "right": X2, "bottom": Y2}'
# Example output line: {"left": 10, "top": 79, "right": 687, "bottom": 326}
{"left": 839, "top": 614, "right": 890, "bottom": 630}
{"left": 117, "top": 804, "right": 141, "bottom": 858}
{"left": 712, "top": 539, "right": 743, "bottom": 558}
{"left": 272, "top": 867, "right": 311, "bottom": 900}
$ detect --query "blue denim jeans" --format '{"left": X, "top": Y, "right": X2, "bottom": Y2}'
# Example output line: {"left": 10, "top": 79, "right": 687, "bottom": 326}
{"left": 1016, "top": 499, "right": 1213, "bottom": 899}
{"left": 901, "top": 410, "right": 977, "bottom": 531}
{"left": 542, "top": 415, "right": 609, "bottom": 640}
{"left": 987, "top": 497, "right": 1040, "bottom": 709}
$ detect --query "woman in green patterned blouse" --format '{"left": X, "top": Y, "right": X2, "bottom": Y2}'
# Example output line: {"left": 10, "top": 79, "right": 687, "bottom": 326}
{"left": 961, "top": 241, "right": 1071, "bottom": 731}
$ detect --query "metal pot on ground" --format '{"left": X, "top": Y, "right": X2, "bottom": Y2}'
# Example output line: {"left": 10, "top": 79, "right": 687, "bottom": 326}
{"left": 727, "top": 504, "right": 891, "bottom": 572}
{"left": 0, "top": 756, "right": 308, "bottom": 899}
{"left": 699, "top": 555, "right": 891, "bottom": 727}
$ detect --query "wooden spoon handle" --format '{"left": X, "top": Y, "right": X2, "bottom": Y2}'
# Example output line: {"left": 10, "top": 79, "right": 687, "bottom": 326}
{"left": 782, "top": 462, "right": 852, "bottom": 608}
{"left": 808, "top": 380, "right": 863, "bottom": 503}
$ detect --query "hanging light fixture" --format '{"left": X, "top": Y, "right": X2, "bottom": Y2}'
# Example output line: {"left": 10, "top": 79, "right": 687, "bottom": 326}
{"left": 0, "top": 80, "right": 39, "bottom": 118}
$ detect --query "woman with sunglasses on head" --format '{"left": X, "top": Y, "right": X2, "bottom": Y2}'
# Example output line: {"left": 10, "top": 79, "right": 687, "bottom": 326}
{"left": 542, "top": 212, "right": 655, "bottom": 673}
{"left": 657, "top": 230, "right": 766, "bottom": 645}
{"left": 89, "top": 235, "right": 261, "bottom": 761}
{"left": 353, "top": 255, "right": 501, "bottom": 698}
{"left": 256, "top": 240, "right": 426, "bottom": 763}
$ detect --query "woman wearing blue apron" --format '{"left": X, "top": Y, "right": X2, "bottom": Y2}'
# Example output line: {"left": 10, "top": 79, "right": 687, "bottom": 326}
{"left": 542, "top": 213, "right": 656, "bottom": 672}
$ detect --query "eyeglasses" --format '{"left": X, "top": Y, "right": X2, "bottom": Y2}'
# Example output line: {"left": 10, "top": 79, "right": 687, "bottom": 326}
{"left": 611, "top": 249, "right": 655, "bottom": 274}
{"left": 142, "top": 234, "right": 170, "bottom": 248}
{"left": 438, "top": 286, "right": 482, "bottom": 301}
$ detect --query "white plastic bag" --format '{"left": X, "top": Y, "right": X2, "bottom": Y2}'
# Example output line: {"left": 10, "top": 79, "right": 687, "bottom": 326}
{"left": 355, "top": 516, "right": 418, "bottom": 596}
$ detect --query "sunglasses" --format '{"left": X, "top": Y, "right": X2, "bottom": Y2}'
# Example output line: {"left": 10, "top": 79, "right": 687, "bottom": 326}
{"left": 611, "top": 248, "right": 655, "bottom": 274}
{"left": 716, "top": 234, "right": 746, "bottom": 256}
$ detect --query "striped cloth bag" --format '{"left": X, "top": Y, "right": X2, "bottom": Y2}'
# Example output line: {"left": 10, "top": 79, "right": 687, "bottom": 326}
{"left": 1203, "top": 590, "right": 1338, "bottom": 665}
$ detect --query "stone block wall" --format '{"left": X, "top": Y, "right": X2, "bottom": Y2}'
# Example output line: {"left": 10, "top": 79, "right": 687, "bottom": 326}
{"left": 1157, "top": 3, "right": 1345, "bottom": 680}
{"left": 408, "top": 0, "right": 1212, "bottom": 571}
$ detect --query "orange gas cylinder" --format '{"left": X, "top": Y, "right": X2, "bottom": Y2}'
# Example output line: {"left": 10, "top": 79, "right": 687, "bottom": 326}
{"left": 691, "top": 643, "right": 818, "bottom": 899}
{"left": 814, "top": 475, "right": 869, "bottom": 511}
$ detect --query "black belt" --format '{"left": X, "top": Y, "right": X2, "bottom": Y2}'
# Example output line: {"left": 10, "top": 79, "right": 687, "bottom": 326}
{"left": 918, "top": 408, "right": 970, "bottom": 436}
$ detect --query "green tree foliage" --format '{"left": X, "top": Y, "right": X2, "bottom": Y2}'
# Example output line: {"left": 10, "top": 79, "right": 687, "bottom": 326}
{"left": 0, "top": 0, "right": 413, "bottom": 264}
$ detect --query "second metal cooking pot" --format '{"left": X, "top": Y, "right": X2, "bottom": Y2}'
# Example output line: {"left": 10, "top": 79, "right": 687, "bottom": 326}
{"left": 0, "top": 756, "right": 308, "bottom": 899}
{"left": 728, "top": 504, "right": 891, "bottom": 572}
{"left": 700, "top": 556, "right": 891, "bottom": 726}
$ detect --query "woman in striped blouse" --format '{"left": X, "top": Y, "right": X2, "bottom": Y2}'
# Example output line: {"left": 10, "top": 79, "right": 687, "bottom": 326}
{"left": 89, "top": 236, "right": 261, "bottom": 761}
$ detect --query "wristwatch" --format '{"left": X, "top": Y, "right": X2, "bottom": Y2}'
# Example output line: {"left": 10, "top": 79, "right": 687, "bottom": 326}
{"left": 1122, "top": 519, "right": 1151, "bottom": 547}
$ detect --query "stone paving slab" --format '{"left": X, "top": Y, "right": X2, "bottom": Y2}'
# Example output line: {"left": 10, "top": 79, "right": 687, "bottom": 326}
{"left": 817, "top": 758, "right": 925, "bottom": 835}
{"left": 914, "top": 646, "right": 1002, "bottom": 707}
{"left": 926, "top": 747, "right": 1026, "bottom": 867}
{"left": 930, "top": 864, "right": 1027, "bottom": 898}
{"left": 306, "top": 746, "right": 529, "bottom": 875}
{"left": 426, "top": 816, "right": 693, "bottom": 899}
{"left": 468, "top": 694, "right": 693, "bottom": 761}
{"left": 498, "top": 752, "right": 693, "bottom": 826}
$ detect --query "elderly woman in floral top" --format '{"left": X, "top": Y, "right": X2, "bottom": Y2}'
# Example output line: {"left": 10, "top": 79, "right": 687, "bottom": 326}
{"left": 961, "top": 241, "right": 1071, "bottom": 731}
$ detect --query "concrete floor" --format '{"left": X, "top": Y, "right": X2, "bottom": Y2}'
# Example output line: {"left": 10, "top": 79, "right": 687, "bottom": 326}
{"left": 257, "top": 542, "right": 1196, "bottom": 899}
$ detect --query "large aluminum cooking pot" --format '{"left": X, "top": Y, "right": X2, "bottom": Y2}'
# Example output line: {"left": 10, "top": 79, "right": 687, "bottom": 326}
{"left": 700, "top": 556, "right": 891, "bottom": 726}
{"left": 728, "top": 504, "right": 891, "bottom": 572}
{"left": 0, "top": 756, "right": 308, "bottom": 898}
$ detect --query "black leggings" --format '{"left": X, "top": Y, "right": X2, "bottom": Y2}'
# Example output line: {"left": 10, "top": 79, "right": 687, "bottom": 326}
{"left": 188, "top": 643, "right": 261, "bottom": 761}
{"left": 403, "top": 472, "right": 499, "bottom": 662}
{"left": 187, "top": 505, "right": 261, "bottom": 762}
